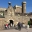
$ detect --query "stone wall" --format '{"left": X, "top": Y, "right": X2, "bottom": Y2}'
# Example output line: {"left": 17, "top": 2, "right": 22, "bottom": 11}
{"left": 15, "top": 7, "right": 22, "bottom": 13}
{"left": 0, "top": 15, "right": 32, "bottom": 29}
{"left": 0, "top": 18, "right": 5, "bottom": 29}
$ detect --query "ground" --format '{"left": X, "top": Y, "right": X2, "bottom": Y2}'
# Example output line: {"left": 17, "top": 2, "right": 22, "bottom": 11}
{"left": 0, "top": 28, "right": 32, "bottom": 32}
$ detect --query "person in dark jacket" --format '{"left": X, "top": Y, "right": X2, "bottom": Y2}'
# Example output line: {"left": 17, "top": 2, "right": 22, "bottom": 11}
{"left": 17, "top": 22, "right": 22, "bottom": 30}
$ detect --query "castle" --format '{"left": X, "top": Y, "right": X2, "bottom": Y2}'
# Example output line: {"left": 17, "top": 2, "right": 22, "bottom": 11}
{"left": 0, "top": 1, "right": 32, "bottom": 29}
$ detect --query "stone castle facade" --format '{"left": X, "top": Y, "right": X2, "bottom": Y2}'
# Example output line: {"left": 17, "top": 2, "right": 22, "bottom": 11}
{"left": 0, "top": 1, "right": 32, "bottom": 29}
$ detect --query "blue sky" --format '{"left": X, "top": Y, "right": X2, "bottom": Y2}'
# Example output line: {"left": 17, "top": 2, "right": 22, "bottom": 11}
{"left": 0, "top": 0, "right": 32, "bottom": 13}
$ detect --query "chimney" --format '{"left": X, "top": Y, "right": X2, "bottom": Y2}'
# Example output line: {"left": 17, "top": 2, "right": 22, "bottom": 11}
{"left": 22, "top": 1, "right": 26, "bottom": 13}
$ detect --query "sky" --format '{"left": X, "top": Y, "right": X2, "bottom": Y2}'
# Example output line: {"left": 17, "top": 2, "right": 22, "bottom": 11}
{"left": 0, "top": 0, "right": 32, "bottom": 13}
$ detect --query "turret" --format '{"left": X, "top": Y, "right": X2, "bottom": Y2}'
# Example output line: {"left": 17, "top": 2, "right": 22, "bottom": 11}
{"left": 22, "top": 1, "right": 26, "bottom": 13}
{"left": 8, "top": 2, "right": 11, "bottom": 8}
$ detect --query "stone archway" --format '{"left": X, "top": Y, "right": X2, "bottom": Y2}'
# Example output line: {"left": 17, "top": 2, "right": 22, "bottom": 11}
{"left": 9, "top": 20, "right": 14, "bottom": 27}
{"left": 9, "top": 20, "right": 14, "bottom": 25}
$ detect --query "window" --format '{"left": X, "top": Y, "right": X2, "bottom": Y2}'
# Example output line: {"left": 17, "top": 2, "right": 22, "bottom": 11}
{"left": 0, "top": 11, "right": 4, "bottom": 18}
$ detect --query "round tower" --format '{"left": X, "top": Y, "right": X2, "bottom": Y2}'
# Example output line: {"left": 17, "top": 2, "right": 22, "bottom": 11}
{"left": 22, "top": 1, "right": 26, "bottom": 13}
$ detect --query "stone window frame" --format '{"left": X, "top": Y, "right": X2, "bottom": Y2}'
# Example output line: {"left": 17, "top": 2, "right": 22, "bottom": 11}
{"left": 0, "top": 11, "right": 5, "bottom": 18}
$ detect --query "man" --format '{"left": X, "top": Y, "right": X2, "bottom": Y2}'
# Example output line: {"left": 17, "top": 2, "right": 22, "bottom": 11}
{"left": 17, "top": 22, "right": 22, "bottom": 30}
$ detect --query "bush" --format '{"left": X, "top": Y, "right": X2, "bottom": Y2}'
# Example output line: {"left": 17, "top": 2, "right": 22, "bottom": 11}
{"left": 28, "top": 21, "right": 31, "bottom": 26}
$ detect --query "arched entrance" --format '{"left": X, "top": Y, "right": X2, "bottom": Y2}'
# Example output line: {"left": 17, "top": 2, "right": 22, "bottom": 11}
{"left": 9, "top": 20, "right": 14, "bottom": 27}
{"left": 9, "top": 20, "right": 14, "bottom": 25}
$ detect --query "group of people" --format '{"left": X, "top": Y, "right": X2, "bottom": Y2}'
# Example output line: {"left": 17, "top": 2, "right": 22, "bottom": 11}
{"left": 4, "top": 21, "right": 23, "bottom": 30}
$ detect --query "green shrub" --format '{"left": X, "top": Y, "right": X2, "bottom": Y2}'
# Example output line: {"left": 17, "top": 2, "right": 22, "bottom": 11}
{"left": 28, "top": 21, "right": 31, "bottom": 26}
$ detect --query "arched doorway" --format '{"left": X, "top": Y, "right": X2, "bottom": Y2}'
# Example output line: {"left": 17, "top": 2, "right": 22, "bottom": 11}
{"left": 9, "top": 20, "right": 14, "bottom": 25}
{"left": 9, "top": 20, "right": 14, "bottom": 26}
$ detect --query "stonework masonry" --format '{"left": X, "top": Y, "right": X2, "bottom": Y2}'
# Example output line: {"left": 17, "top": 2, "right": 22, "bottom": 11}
{"left": 0, "top": 1, "right": 32, "bottom": 29}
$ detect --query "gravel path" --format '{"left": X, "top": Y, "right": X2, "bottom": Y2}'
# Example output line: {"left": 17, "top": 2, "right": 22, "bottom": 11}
{"left": 0, "top": 28, "right": 32, "bottom": 32}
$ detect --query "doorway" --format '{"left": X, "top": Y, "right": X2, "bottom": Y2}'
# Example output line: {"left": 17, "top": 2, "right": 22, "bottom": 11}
{"left": 9, "top": 20, "right": 14, "bottom": 26}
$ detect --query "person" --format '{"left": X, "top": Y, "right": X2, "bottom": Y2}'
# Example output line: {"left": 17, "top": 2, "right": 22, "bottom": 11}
{"left": 4, "top": 24, "right": 8, "bottom": 29}
{"left": 17, "top": 22, "right": 21, "bottom": 30}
